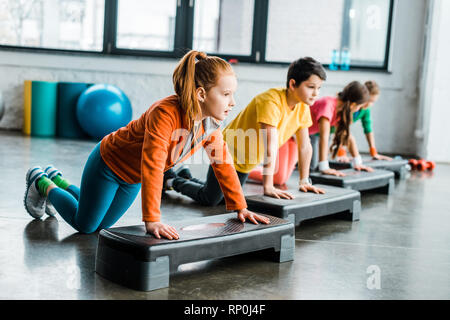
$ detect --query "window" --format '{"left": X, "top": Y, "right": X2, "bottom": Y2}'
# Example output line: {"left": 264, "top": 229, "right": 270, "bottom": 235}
{"left": 192, "top": 0, "right": 254, "bottom": 56}
{"left": 345, "top": 0, "right": 392, "bottom": 67}
{"left": 265, "top": 0, "right": 393, "bottom": 68}
{"left": 266, "top": 0, "right": 345, "bottom": 64}
{"left": 116, "top": 0, "right": 177, "bottom": 51}
{"left": 0, "top": 0, "right": 105, "bottom": 51}
{"left": 0, "top": 0, "right": 394, "bottom": 70}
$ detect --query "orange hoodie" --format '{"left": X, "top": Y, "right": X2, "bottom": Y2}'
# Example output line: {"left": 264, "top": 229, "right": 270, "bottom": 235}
{"left": 100, "top": 95, "right": 247, "bottom": 222}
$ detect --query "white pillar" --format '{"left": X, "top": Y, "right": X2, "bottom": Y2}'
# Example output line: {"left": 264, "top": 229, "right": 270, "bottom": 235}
{"left": 416, "top": 0, "right": 450, "bottom": 162}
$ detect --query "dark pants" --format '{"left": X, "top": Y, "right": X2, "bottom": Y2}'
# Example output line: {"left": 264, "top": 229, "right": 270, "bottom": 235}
{"left": 172, "top": 165, "right": 249, "bottom": 206}
{"left": 310, "top": 134, "right": 320, "bottom": 172}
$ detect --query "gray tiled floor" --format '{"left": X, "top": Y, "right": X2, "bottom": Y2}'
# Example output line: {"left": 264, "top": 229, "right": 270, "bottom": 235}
{"left": 1, "top": 130, "right": 449, "bottom": 299}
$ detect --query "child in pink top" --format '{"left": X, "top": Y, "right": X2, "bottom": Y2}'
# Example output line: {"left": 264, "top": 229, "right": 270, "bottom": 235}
{"left": 309, "top": 81, "right": 373, "bottom": 175}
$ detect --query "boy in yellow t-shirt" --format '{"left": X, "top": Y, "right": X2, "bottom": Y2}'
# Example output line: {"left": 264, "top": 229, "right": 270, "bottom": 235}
{"left": 169, "top": 57, "right": 327, "bottom": 205}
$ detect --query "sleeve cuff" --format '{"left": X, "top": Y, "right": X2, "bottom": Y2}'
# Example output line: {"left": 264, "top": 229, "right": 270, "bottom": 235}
{"left": 370, "top": 147, "right": 377, "bottom": 157}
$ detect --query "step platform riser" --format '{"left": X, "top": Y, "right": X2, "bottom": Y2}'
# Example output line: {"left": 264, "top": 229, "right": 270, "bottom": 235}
{"left": 95, "top": 213, "right": 294, "bottom": 291}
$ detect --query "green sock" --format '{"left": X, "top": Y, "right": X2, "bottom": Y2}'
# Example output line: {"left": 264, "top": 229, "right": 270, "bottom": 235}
{"left": 51, "top": 175, "right": 71, "bottom": 190}
{"left": 37, "top": 176, "right": 55, "bottom": 197}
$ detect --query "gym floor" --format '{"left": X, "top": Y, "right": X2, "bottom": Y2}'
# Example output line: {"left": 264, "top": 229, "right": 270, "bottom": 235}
{"left": 1, "top": 130, "right": 449, "bottom": 300}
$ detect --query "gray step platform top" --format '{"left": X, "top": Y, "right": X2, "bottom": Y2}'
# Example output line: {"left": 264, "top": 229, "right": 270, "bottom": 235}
{"left": 329, "top": 157, "right": 408, "bottom": 170}
{"left": 96, "top": 213, "right": 295, "bottom": 291}
{"left": 311, "top": 168, "right": 394, "bottom": 182}
{"left": 98, "top": 213, "right": 293, "bottom": 261}
{"left": 310, "top": 168, "right": 394, "bottom": 191}
{"left": 245, "top": 184, "right": 361, "bottom": 225}
{"left": 360, "top": 157, "right": 408, "bottom": 169}
{"left": 245, "top": 184, "right": 359, "bottom": 211}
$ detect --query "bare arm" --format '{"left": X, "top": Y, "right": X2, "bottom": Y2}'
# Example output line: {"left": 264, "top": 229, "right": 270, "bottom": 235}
{"left": 295, "top": 127, "right": 325, "bottom": 194}
{"left": 259, "top": 122, "right": 294, "bottom": 199}
{"left": 348, "top": 134, "right": 373, "bottom": 172}
{"left": 347, "top": 134, "right": 360, "bottom": 159}
{"left": 365, "top": 132, "right": 376, "bottom": 150}
{"left": 318, "top": 118, "right": 345, "bottom": 176}
{"left": 365, "top": 132, "right": 393, "bottom": 160}
{"left": 295, "top": 127, "right": 312, "bottom": 181}
{"left": 318, "top": 117, "right": 331, "bottom": 162}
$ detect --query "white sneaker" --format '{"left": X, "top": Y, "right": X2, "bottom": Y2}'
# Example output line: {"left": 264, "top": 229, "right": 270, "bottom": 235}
{"left": 24, "top": 166, "right": 47, "bottom": 219}
{"left": 43, "top": 165, "right": 62, "bottom": 217}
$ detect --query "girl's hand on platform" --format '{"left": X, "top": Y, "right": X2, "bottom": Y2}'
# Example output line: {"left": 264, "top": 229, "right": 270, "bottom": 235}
{"left": 145, "top": 221, "right": 179, "bottom": 240}
{"left": 299, "top": 184, "right": 325, "bottom": 194}
{"left": 373, "top": 153, "right": 392, "bottom": 161}
{"left": 237, "top": 208, "right": 270, "bottom": 225}
{"left": 264, "top": 186, "right": 294, "bottom": 200}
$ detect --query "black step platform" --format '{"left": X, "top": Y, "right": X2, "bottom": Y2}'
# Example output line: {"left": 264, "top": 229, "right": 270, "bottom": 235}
{"left": 329, "top": 157, "right": 409, "bottom": 179}
{"left": 310, "top": 169, "right": 395, "bottom": 194}
{"left": 95, "top": 213, "right": 294, "bottom": 291}
{"left": 246, "top": 184, "right": 361, "bottom": 227}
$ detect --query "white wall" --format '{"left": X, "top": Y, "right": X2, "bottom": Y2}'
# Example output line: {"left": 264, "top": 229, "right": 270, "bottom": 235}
{"left": 0, "top": 0, "right": 428, "bottom": 157}
{"left": 416, "top": 0, "right": 450, "bottom": 162}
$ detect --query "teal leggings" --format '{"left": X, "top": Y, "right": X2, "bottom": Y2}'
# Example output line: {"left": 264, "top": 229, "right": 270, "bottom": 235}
{"left": 48, "top": 143, "right": 141, "bottom": 233}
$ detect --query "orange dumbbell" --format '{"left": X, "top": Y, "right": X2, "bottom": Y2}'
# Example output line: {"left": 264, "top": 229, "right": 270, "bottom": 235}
{"left": 416, "top": 159, "right": 427, "bottom": 171}
{"left": 409, "top": 158, "right": 435, "bottom": 171}
{"left": 408, "top": 159, "right": 418, "bottom": 169}
{"left": 416, "top": 159, "right": 436, "bottom": 171}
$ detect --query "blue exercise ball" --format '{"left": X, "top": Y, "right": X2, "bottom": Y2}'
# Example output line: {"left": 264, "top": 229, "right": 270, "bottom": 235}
{"left": 76, "top": 84, "right": 132, "bottom": 139}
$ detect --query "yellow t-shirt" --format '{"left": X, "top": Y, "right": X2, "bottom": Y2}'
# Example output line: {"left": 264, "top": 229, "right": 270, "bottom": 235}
{"left": 223, "top": 87, "right": 312, "bottom": 173}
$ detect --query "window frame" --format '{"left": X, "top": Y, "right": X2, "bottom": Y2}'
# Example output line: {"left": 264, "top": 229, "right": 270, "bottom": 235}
{"left": 0, "top": 0, "right": 395, "bottom": 71}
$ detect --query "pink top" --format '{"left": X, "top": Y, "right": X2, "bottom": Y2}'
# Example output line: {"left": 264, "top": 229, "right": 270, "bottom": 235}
{"left": 308, "top": 96, "right": 338, "bottom": 135}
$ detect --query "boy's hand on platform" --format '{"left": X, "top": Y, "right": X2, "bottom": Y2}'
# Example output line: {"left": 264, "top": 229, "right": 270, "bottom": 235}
{"left": 264, "top": 186, "right": 294, "bottom": 200}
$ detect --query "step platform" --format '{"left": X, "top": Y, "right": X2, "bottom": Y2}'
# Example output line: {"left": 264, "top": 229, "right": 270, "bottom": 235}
{"left": 310, "top": 169, "right": 395, "bottom": 194}
{"left": 95, "top": 213, "right": 294, "bottom": 291}
{"left": 329, "top": 157, "right": 409, "bottom": 179}
{"left": 246, "top": 184, "right": 361, "bottom": 227}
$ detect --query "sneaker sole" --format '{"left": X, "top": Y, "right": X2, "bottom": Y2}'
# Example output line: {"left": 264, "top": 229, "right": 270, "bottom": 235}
{"left": 45, "top": 202, "right": 57, "bottom": 217}
{"left": 24, "top": 167, "right": 45, "bottom": 219}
